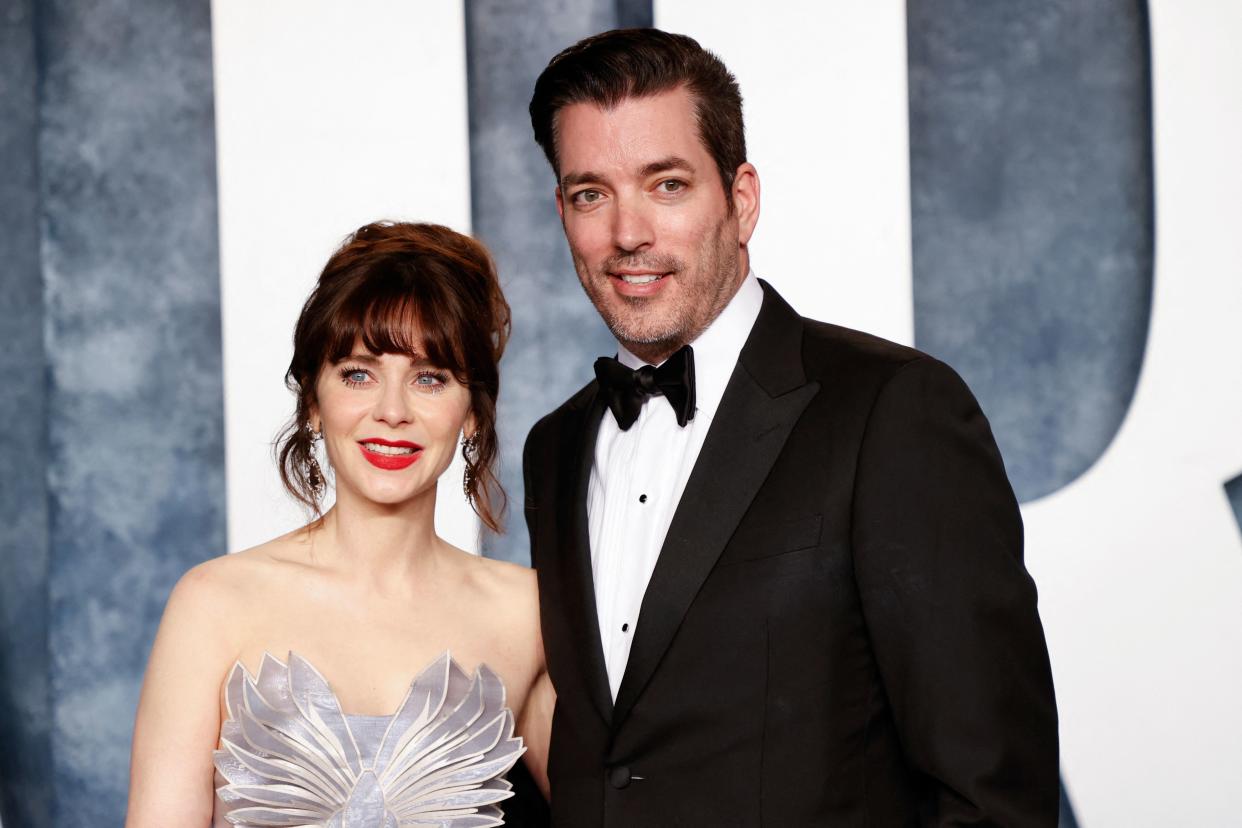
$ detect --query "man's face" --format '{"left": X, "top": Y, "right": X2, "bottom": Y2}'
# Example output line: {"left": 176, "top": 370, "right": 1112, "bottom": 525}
{"left": 554, "top": 86, "right": 759, "bottom": 360}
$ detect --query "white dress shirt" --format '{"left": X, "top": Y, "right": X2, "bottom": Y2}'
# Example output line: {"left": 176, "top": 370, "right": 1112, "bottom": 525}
{"left": 588, "top": 271, "right": 764, "bottom": 699}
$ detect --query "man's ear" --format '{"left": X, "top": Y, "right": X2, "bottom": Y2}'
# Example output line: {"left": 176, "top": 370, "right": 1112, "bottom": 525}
{"left": 555, "top": 184, "right": 565, "bottom": 222}
{"left": 732, "top": 162, "right": 761, "bottom": 246}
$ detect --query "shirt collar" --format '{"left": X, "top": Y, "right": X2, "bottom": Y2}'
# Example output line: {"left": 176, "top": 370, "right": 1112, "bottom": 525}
{"left": 617, "top": 269, "right": 764, "bottom": 421}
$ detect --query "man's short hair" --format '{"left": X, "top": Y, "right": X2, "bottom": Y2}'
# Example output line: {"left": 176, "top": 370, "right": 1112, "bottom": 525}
{"left": 529, "top": 28, "right": 747, "bottom": 199}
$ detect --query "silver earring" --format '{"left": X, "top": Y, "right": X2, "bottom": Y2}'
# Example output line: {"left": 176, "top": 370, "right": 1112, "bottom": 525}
{"left": 461, "top": 434, "right": 478, "bottom": 499}
{"left": 306, "top": 423, "right": 325, "bottom": 497}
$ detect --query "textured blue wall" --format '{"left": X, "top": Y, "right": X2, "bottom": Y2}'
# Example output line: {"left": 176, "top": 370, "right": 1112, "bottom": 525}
{"left": 466, "top": 1, "right": 652, "bottom": 563}
{"left": 907, "top": 0, "right": 1153, "bottom": 505}
{"left": 33, "top": 0, "right": 226, "bottom": 823}
{"left": 0, "top": 1, "right": 53, "bottom": 825}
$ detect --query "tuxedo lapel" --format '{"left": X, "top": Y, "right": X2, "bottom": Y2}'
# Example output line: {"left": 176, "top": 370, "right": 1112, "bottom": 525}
{"left": 612, "top": 283, "right": 820, "bottom": 726}
{"left": 551, "top": 388, "right": 614, "bottom": 725}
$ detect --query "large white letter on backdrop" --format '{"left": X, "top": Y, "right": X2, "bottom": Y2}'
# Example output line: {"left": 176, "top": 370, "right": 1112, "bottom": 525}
{"left": 212, "top": 0, "right": 478, "bottom": 554}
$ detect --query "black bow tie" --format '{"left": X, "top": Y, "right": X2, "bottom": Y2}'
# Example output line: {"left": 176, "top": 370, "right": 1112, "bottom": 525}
{"left": 594, "top": 345, "right": 696, "bottom": 431}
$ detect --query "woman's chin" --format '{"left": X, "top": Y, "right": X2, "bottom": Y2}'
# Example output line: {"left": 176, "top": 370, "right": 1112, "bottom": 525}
{"left": 330, "top": 455, "right": 453, "bottom": 510}
{"left": 331, "top": 477, "right": 428, "bottom": 509}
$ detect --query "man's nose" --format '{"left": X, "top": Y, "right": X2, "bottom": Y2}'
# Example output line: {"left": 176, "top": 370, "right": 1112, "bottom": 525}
{"left": 611, "top": 194, "right": 655, "bottom": 253}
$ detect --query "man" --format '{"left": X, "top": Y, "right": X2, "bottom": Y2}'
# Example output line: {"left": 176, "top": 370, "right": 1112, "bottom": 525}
{"left": 523, "top": 28, "right": 1058, "bottom": 826}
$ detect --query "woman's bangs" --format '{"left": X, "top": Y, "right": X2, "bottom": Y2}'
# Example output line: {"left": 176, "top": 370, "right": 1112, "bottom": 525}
{"left": 324, "top": 277, "right": 468, "bottom": 375}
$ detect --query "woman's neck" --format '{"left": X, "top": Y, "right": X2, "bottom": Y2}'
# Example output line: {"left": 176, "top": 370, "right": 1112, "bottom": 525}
{"left": 310, "top": 486, "right": 446, "bottom": 594}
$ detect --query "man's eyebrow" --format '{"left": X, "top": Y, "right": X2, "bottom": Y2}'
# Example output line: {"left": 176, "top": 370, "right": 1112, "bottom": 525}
{"left": 639, "top": 156, "right": 695, "bottom": 178}
{"left": 560, "top": 170, "right": 606, "bottom": 190}
{"left": 559, "top": 156, "right": 696, "bottom": 190}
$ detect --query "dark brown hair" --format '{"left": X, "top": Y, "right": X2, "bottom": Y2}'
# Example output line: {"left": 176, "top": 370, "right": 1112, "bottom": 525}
{"left": 277, "top": 221, "right": 511, "bottom": 533}
{"left": 529, "top": 28, "right": 746, "bottom": 202}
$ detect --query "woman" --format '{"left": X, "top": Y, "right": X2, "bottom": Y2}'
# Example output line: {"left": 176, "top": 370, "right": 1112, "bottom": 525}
{"left": 126, "top": 222, "right": 553, "bottom": 827}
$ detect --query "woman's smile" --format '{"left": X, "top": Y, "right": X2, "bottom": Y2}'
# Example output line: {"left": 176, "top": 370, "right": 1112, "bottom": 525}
{"left": 358, "top": 438, "right": 424, "bottom": 470}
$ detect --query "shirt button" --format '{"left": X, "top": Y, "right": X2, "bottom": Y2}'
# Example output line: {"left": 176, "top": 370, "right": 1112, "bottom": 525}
{"left": 609, "top": 766, "right": 632, "bottom": 789}
{"left": 639, "top": 494, "right": 648, "bottom": 503}
{"left": 621, "top": 623, "right": 629, "bottom": 632}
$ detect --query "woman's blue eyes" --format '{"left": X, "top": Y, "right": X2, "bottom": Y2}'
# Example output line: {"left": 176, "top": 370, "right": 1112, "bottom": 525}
{"left": 337, "top": 366, "right": 448, "bottom": 390}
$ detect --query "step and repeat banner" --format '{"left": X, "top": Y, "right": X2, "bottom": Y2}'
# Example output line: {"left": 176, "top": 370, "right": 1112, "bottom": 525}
{"left": 0, "top": 1, "right": 1238, "bottom": 825}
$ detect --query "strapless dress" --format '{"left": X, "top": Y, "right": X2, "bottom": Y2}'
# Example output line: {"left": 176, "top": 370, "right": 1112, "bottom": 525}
{"left": 212, "top": 651, "right": 524, "bottom": 827}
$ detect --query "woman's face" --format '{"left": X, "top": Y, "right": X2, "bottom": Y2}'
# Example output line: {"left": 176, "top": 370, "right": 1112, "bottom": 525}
{"left": 311, "top": 341, "right": 472, "bottom": 510}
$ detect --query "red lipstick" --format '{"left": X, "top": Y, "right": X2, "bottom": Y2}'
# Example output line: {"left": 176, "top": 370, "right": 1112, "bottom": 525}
{"left": 358, "top": 438, "right": 423, "bottom": 470}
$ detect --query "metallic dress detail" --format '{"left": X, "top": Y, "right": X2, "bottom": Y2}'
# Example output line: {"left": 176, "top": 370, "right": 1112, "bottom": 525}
{"left": 212, "top": 651, "right": 524, "bottom": 827}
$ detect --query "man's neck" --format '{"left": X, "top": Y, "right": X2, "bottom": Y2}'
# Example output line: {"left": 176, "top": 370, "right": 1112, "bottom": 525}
{"left": 625, "top": 339, "right": 687, "bottom": 366}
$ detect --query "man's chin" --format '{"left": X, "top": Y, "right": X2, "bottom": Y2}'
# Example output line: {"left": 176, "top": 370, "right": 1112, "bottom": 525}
{"left": 586, "top": 289, "right": 684, "bottom": 346}
{"left": 607, "top": 318, "right": 685, "bottom": 350}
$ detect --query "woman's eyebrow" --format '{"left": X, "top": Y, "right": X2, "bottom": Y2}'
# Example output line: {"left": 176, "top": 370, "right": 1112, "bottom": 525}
{"left": 339, "top": 352, "right": 380, "bottom": 363}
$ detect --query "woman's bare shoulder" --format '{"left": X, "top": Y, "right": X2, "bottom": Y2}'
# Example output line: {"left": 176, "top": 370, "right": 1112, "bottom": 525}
{"left": 432, "top": 542, "right": 536, "bottom": 620}
{"left": 165, "top": 528, "right": 316, "bottom": 636}
{"left": 232, "top": 524, "right": 320, "bottom": 563}
{"left": 445, "top": 548, "right": 544, "bottom": 677}
{"left": 454, "top": 548, "right": 537, "bottom": 602}
{"left": 460, "top": 552, "right": 540, "bottom": 647}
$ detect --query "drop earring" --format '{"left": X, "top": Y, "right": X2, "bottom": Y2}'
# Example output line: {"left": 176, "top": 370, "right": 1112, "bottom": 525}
{"left": 461, "top": 433, "right": 479, "bottom": 500}
{"left": 306, "top": 422, "right": 325, "bottom": 497}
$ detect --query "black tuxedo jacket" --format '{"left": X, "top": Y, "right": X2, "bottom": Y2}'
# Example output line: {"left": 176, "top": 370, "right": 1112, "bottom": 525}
{"left": 523, "top": 283, "right": 1058, "bottom": 827}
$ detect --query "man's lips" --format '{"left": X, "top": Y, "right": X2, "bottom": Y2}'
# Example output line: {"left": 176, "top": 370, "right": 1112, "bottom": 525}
{"left": 358, "top": 438, "right": 423, "bottom": 470}
{"left": 609, "top": 270, "right": 671, "bottom": 296}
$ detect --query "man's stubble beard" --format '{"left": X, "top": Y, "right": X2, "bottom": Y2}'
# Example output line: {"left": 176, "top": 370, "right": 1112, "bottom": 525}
{"left": 571, "top": 215, "right": 740, "bottom": 359}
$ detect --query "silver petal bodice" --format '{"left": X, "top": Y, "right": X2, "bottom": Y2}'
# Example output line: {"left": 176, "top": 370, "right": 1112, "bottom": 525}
{"left": 212, "top": 651, "right": 524, "bottom": 827}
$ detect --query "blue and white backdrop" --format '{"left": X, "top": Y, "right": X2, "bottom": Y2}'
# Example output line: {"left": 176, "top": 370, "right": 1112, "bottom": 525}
{"left": 1, "top": 1, "right": 1239, "bottom": 825}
